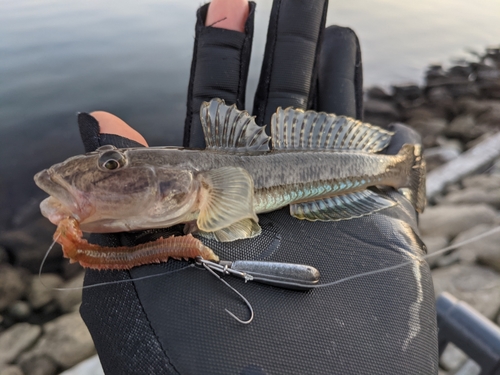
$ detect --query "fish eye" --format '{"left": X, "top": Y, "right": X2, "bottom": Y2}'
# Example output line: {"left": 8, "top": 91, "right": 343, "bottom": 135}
{"left": 98, "top": 150, "right": 127, "bottom": 171}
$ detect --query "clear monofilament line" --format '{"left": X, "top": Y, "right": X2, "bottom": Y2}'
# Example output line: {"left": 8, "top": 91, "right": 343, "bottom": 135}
{"left": 44, "top": 225, "right": 500, "bottom": 291}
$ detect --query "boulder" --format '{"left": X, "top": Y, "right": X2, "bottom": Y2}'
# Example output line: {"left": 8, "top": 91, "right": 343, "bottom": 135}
{"left": 0, "top": 366, "right": 24, "bottom": 375}
{"left": 0, "top": 323, "right": 41, "bottom": 366}
{"left": 445, "top": 114, "right": 484, "bottom": 141}
{"left": 462, "top": 174, "right": 500, "bottom": 190}
{"left": 17, "top": 353, "right": 57, "bottom": 375}
{"left": 419, "top": 204, "right": 497, "bottom": 238}
{"left": 424, "top": 147, "right": 460, "bottom": 172}
{"left": 23, "top": 312, "right": 95, "bottom": 370}
{"left": 432, "top": 264, "right": 500, "bottom": 319}
{"left": 0, "top": 265, "right": 27, "bottom": 311}
{"left": 421, "top": 235, "right": 448, "bottom": 267}
{"left": 440, "top": 188, "right": 500, "bottom": 208}
{"left": 54, "top": 273, "right": 84, "bottom": 313}
{"left": 27, "top": 275, "right": 63, "bottom": 310}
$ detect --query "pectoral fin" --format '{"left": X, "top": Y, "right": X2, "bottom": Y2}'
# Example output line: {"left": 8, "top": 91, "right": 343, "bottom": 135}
{"left": 197, "top": 167, "right": 258, "bottom": 233}
{"left": 196, "top": 218, "right": 262, "bottom": 242}
{"left": 290, "top": 190, "right": 396, "bottom": 221}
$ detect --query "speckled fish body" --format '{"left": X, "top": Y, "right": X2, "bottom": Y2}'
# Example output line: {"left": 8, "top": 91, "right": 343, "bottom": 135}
{"left": 35, "top": 99, "right": 425, "bottom": 242}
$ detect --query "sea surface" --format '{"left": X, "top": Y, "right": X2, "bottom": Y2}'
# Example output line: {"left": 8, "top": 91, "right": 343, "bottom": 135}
{"left": 1, "top": 0, "right": 499, "bottom": 228}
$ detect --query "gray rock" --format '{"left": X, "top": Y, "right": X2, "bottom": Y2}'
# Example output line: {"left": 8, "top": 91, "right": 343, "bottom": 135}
{"left": 407, "top": 117, "right": 447, "bottom": 148}
{"left": 491, "top": 157, "right": 500, "bottom": 175}
{"left": 438, "top": 225, "right": 494, "bottom": 265}
{"left": 435, "top": 136, "right": 463, "bottom": 152}
{"left": 0, "top": 265, "right": 27, "bottom": 311}
{"left": 421, "top": 235, "right": 448, "bottom": 267}
{"left": 0, "top": 323, "right": 42, "bottom": 366}
{"left": 27, "top": 312, "right": 95, "bottom": 370}
{"left": 424, "top": 147, "right": 460, "bottom": 172}
{"left": 366, "top": 86, "right": 392, "bottom": 101}
{"left": 426, "top": 132, "right": 500, "bottom": 199}
{"left": 0, "top": 365, "right": 24, "bottom": 375}
{"left": 457, "top": 98, "right": 500, "bottom": 126}
{"left": 462, "top": 174, "right": 500, "bottom": 190}
{"left": 27, "top": 274, "right": 63, "bottom": 310}
{"left": 59, "top": 355, "right": 104, "bottom": 375}
{"left": 445, "top": 114, "right": 484, "bottom": 141}
{"left": 7, "top": 302, "right": 31, "bottom": 322}
{"left": 54, "top": 273, "right": 84, "bottom": 313}
{"left": 0, "top": 218, "right": 60, "bottom": 274}
{"left": 17, "top": 353, "right": 57, "bottom": 375}
{"left": 419, "top": 204, "right": 497, "bottom": 238}
{"left": 432, "top": 264, "right": 500, "bottom": 319}
{"left": 363, "top": 99, "right": 400, "bottom": 126}
{"left": 441, "top": 188, "right": 500, "bottom": 208}
{"left": 427, "top": 87, "right": 454, "bottom": 107}
{"left": 454, "top": 359, "right": 481, "bottom": 375}
{"left": 439, "top": 343, "right": 467, "bottom": 372}
{"left": 0, "top": 246, "right": 8, "bottom": 264}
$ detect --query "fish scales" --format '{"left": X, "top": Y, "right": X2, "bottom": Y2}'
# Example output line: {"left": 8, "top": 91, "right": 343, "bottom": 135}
{"left": 130, "top": 148, "right": 408, "bottom": 212}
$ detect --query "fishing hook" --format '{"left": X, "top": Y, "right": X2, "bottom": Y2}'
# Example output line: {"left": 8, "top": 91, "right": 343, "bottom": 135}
{"left": 202, "top": 262, "right": 254, "bottom": 324}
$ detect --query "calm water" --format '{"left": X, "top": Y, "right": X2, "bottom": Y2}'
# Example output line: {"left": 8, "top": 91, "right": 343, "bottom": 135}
{"left": 1, "top": 0, "right": 499, "bottom": 228}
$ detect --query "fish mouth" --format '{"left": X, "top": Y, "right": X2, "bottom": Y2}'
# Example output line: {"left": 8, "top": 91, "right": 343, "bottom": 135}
{"left": 34, "top": 168, "right": 92, "bottom": 224}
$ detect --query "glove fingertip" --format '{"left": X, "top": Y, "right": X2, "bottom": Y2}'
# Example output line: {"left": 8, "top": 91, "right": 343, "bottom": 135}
{"left": 78, "top": 112, "right": 101, "bottom": 153}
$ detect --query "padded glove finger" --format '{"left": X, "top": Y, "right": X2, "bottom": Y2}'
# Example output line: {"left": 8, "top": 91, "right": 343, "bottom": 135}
{"left": 184, "top": 2, "right": 255, "bottom": 148}
{"left": 252, "top": 0, "right": 328, "bottom": 126}
{"left": 316, "top": 25, "right": 363, "bottom": 119}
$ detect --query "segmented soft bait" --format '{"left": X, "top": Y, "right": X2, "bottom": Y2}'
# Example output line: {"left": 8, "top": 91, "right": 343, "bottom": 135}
{"left": 54, "top": 217, "right": 219, "bottom": 270}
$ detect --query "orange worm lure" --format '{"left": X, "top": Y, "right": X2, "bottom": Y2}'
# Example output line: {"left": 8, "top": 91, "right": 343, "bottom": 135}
{"left": 54, "top": 217, "right": 219, "bottom": 270}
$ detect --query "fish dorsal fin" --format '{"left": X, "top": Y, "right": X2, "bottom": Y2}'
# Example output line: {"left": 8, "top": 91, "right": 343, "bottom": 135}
{"left": 200, "top": 98, "right": 270, "bottom": 152}
{"left": 271, "top": 107, "right": 394, "bottom": 152}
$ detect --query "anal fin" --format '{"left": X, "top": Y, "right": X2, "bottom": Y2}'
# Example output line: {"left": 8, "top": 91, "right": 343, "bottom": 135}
{"left": 196, "top": 218, "right": 262, "bottom": 242}
{"left": 290, "top": 190, "right": 397, "bottom": 221}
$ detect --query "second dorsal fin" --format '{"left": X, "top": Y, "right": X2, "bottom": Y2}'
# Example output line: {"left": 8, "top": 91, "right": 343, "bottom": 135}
{"left": 271, "top": 107, "right": 394, "bottom": 152}
{"left": 200, "top": 98, "right": 270, "bottom": 152}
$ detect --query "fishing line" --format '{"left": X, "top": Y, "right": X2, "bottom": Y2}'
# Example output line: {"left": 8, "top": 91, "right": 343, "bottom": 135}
{"left": 38, "top": 233, "right": 60, "bottom": 290}
{"left": 49, "top": 265, "right": 197, "bottom": 291}
{"left": 43, "top": 225, "right": 500, "bottom": 292}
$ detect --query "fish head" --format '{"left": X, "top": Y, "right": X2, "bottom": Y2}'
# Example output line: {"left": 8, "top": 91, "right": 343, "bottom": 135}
{"left": 34, "top": 145, "right": 198, "bottom": 232}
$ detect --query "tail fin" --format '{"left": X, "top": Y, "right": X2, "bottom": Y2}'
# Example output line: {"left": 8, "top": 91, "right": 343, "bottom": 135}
{"left": 397, "top": 144, "right": 427, "bottom": 213}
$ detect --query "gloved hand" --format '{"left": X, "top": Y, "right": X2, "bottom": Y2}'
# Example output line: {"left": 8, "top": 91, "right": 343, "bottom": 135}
{"left": 79, "top": 1, "right": 438, "bottom": 374}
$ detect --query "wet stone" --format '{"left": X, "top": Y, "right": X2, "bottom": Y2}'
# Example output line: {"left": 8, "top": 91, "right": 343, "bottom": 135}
{"left": 0, "top": 323, "right": 42, "bottom": 366}
{"left": 422, "top": 235, "right": 448, "bottom": 267}
{"left": 17, "top": 353, "right": 57, "bottom": 375}
{"left": 28, "top": 274, "right": 63, "bottom": 310}
{"left": 432, "top": 264, "right": 500, "bottom": 319}
{"left": 7, "top": 301, "right": 31, "bottom": 322}
{"left": 28, "top": 312, "right": 95, "bottom": 369}
{"left": 366, "top": 86, "right": 392, "bottom": 101}
{"left": 54, "top": 273, "right": 84, "bottom": 313}
{"left": 442, "top": 187, "right": 500, "bottom": 208}
{"left": 462, "top": 174, "right": 500, "bottom": 190}
{"left": 0, "top": 265, "right": 27, "bottom": 311}
{"left": 363, "top": 99, "right": 400, "bottom": 126}
{"left": 439, "top": 343, "right": 468, "bottom": 372}
{"left": 424, "top": 147, "right": 460, "bottom": 172}
{"left": 445, "top": 114, "right": 484, "bottom": 141}
{"left": 419, "top": 204, "right": 497, "bottom": 238}
{"left": 0, "top": 246, "right": 8, "bottom": 264}
{"left": 406, "top": 117, "right": 447, "bottom": 148}
{"left": 0, "top": 366, "right": 24, "bottom": 375}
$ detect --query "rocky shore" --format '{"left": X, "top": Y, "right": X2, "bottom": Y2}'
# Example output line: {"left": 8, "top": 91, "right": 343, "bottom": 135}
{"left": 1, "top": 46, "right": 500, "bottom": 375}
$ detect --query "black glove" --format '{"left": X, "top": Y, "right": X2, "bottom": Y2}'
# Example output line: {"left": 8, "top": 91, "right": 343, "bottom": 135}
{"left": 79, "top": 1, "right": 438, "bottom": 374}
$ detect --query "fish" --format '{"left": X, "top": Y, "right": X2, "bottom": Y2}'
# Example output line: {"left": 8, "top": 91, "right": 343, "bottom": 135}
{"left": 34, "top": 98, "right": 426, "bottom": 242}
